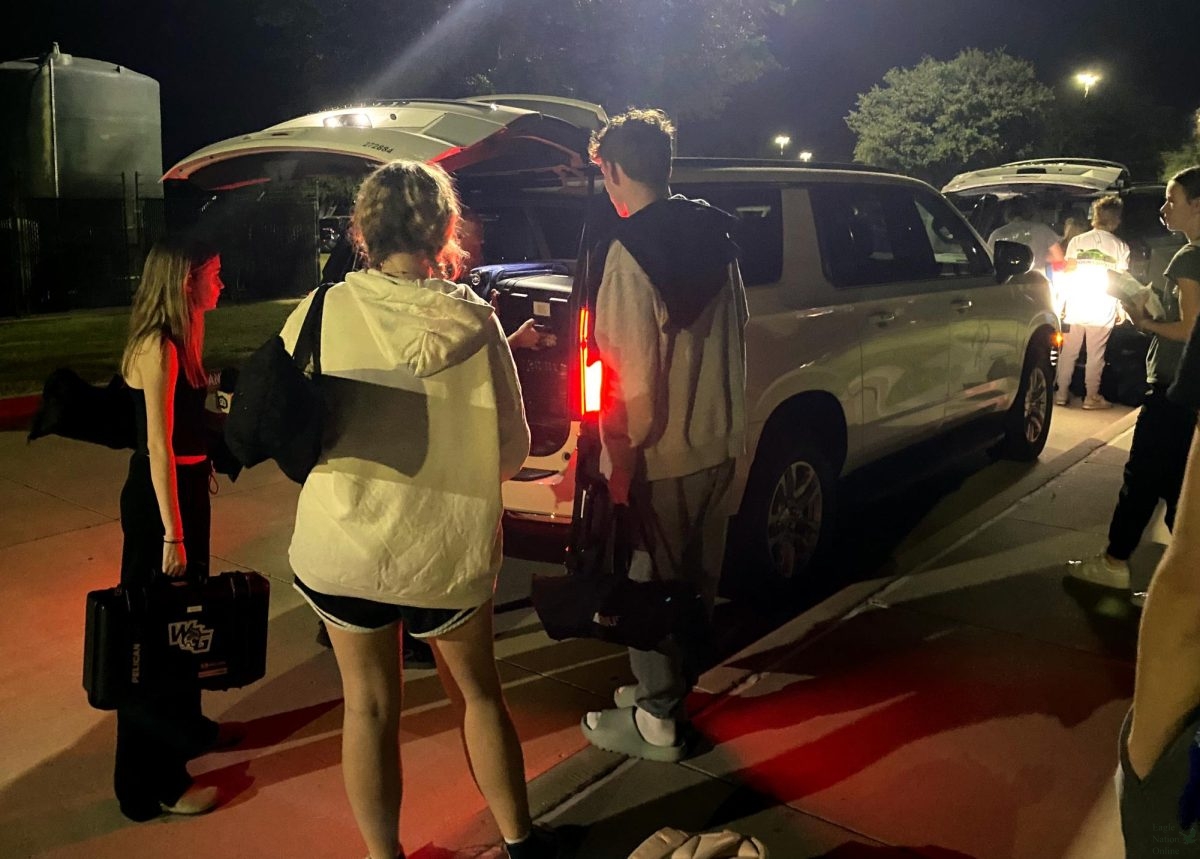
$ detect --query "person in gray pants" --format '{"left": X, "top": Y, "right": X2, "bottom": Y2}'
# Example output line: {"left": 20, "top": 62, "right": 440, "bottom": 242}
{"left": 579, "top": 108, "right": 748, "bottom": 761}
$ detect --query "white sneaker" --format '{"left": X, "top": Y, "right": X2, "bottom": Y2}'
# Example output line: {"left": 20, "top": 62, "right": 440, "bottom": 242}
{"left": 1082, "top": 395, "right": 1113, "bottom": 410}
{"left": 1067, "top": 553, "right": 1131, "bottom": 589}
{"left": 1054, "top": 394, "right": 1069, "bottom": 406}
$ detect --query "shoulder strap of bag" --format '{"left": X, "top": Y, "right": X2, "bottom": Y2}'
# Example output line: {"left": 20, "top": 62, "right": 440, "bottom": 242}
{"left": 291, "top": 284, "right": 334, "bottom": 377}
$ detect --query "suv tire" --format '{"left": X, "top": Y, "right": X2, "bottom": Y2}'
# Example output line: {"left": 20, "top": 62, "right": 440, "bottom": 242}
{"left": 999, "top": 335, "right": 1053, "bottom": 461}
{"left": 728, "top": 429, "right": 838, "bottom": 599}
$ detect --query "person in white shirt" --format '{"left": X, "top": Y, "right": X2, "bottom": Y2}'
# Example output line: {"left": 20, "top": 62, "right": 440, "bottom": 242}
{"left": 987, "top": 195, "right": 1064, "bottom": 275}
{"left": 1053, "top": 195, "right": 1132, "bottom": 409}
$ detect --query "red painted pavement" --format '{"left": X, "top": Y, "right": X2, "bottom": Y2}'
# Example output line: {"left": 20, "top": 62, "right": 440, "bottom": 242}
{"left": 0, "top": 394, "right": 40, "bottom": 432}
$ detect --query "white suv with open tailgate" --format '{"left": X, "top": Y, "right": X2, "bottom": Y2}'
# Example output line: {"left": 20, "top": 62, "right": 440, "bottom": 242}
{"left": 167, "top": 96, "right": 1058, "bottom": 594}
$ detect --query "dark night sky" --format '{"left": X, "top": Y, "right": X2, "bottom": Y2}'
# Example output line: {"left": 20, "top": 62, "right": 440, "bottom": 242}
{"left": 4, "top": 0, "right": 1198, "bottom": 166}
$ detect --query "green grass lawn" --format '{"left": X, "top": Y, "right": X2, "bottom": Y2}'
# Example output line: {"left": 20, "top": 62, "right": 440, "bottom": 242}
{"left": 0, "top": 299, "right": 299, "bottom": 397}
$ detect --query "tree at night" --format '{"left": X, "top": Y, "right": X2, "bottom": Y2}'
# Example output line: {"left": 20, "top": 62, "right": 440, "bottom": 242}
{"left": 249, "top": 0, "right": 791, "bottom": 122}
{"left": 467, "top": 0, "right": 788, "bottom": 120}
{"left": 1043, "top": 82, "right": 1187, "bottom": 180}
{"left": 846, "top": 48, "right": 1053, "bottom": 184}
{"left": 1159, "top": 110, "right": 1200, "bottom": 182}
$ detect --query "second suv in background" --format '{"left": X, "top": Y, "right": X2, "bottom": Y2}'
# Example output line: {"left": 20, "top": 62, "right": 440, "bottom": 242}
{"left": 944, "top": 159, "right": 1186, "bottom": 405}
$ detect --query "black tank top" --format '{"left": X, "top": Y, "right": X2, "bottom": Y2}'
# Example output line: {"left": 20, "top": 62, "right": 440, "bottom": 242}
{"left": 132, "top": 360, "right": 208, "bottom": 457}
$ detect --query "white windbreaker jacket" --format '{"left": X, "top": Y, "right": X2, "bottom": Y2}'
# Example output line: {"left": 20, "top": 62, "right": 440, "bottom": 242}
{"left": 280, "top": 269, "right": 530, "bottom": 609}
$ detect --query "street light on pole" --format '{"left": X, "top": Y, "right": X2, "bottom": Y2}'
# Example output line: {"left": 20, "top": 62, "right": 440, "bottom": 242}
{"left": 1075, "top": 71, "right": 1101, "bottom": 98}
{"left": 798, "top": 150, "right": 813, "bottom": 163}
{"left": 773, "top": 134, "right": 790, "bottom": 157}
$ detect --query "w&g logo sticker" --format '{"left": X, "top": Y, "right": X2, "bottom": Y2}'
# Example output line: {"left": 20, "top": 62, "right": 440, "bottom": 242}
{"left": 168, "top": 620, "right": 215, "bottom": 654}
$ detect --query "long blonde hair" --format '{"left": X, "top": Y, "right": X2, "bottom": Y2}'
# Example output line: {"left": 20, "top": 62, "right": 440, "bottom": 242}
{"left": 120, "top": 238, "right": 215, "bottom": 389}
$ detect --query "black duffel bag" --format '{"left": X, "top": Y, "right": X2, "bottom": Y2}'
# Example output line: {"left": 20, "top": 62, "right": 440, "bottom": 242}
{"left": 531, "top": 479, "right": 707, "bottom": 652}
{"left": 224, "top": 284, "right": 333, "bottom": 483}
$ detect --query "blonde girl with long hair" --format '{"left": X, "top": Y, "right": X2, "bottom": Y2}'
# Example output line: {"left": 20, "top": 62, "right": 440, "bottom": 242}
{"left": 113, "top": 236, "right": 238, "bottom": 820}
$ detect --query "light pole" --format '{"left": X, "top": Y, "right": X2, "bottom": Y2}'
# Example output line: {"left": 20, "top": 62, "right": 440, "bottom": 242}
{"left": 773, "top": 134, "right": 790, "bottom": 157}
{"left": 1075, "top": 71, "right": 1101, "bottom": 98}
{"left": 798, "top": 150, "right": 813, "bottom": 163}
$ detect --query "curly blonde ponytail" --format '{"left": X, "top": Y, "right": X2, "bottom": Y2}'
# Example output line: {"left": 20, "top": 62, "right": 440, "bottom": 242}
{"left": 351, "top": 160, "right": 465, "bottom": 279}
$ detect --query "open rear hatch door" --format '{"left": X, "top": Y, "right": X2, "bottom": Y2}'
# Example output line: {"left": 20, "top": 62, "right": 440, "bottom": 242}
{"left": 166, "top": 95, "right": 608, "bottom": 471}
{"left": 164, "top": 96, "right": 606, "bottom": 190}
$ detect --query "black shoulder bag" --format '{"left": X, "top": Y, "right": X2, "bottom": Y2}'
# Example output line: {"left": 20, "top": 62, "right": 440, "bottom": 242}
{"left": 224, "top": 284, "right": 333, "bottom": 483}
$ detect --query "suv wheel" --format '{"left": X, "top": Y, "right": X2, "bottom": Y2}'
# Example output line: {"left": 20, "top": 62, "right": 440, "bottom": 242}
{"left": 729, "top": 430, "right": 837, "bottom": 598}
{"left": 999, "top": 337, "right": 1053, "bottom": 461}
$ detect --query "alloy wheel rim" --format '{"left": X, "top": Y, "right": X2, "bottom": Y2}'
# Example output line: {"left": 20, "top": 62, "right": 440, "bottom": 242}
{"left": 766, "top": 461, "right": 822, "bottom": 580}
{"left": 1024, "top": 365, "right": 1048, "bottom": 444}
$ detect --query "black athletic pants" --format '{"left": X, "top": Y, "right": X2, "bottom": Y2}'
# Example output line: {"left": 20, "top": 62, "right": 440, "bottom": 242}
{"left": 113, "top": 454, "right": 217, "bottom": 821}
{"left": 1107, "top": 386, "right": 1197, "bottom": 561}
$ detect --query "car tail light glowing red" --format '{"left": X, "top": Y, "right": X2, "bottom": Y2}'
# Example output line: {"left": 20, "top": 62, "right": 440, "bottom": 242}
{"left": 578, "top": 306, "right": 602, "bottom": 415}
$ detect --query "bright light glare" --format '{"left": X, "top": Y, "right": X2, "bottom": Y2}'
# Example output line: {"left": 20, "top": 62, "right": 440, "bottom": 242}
{"left": 1074, "top": 71, "right": 1101, "bottom": 97}
{"left": 798, "top": 150, "right": 813, "bottom": 162}
{"left": 356, "top": 0, "right": 495, "bottom": 100}
{"left": 1054, "top": 263, "right": 1117, "bottom": 325}
{"left": 323, "top": 113, "right": 372, "bottom": 129}
{"left": 773, "top": 135, "right": 791, "bottom": 147}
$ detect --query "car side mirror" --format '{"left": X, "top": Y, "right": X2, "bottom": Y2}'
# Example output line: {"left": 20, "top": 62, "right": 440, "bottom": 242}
{"left": 993, "top": 240, "right": 1034, "bottom": 282}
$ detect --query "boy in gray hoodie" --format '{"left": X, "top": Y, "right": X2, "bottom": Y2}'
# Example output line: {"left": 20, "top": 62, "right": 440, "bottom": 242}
{"left": 580, "top": 109, "right": 749, "bottom": 761}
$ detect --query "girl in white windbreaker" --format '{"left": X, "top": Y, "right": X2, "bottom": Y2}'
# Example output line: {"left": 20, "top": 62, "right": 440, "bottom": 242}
{"left": 280, "top": 160, "right": 556, "bottom": 859}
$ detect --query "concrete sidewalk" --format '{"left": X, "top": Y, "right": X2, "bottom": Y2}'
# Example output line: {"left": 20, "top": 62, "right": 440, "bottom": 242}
{"left": 0, "top": 405, "right": 1156, "bottom": 858}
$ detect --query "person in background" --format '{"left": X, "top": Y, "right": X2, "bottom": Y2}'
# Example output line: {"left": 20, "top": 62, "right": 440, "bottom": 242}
{"left": 1118, "top": 171, "right": 1200, "bottom": 855}
{"left": 1053, "top": 195, "right": 1131, "bottom": 410}
{"left": 114, "top": 237, "right": 242, "bottom": 821}
{"left": 986, "top": 195, "right": 1064, "bottom": 275}
{"left": 281, "top": 159, "right": 555, "bottom": 859}
{"left": 580, "top": 108, "right": 748, "bottom": 761}
{"left": 1067, "top": 169, "right": 1200, "bottom": 604}
{"left": 1061, "top": 214, "right": 1087, "bottom": 246}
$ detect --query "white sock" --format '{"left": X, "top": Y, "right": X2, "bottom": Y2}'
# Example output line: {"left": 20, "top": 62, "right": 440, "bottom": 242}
{"left": 634, "top": 707, "right": 677, "bottom": 746}
{"left": 584, "top": 707, "right": 677, "bottom": 746}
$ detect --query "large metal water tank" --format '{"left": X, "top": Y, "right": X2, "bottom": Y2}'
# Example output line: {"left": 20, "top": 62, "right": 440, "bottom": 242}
{"left": 0, "top": 43, "right": 162, "bottom": 200}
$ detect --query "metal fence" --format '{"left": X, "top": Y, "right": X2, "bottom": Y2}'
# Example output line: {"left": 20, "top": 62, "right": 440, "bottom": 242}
{"left": 0, "top": 195, "right": 164, "bottom": 316}
{"left": 0, "top": 191, "right": 319, "bottom": 317}
{"left": 197, "top": 197, "right": 320, "bottom": 304}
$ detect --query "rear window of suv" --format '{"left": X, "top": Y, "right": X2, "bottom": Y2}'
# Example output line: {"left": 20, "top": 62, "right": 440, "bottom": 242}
{"left": 675, "top": 185, "right": 783, "bottom": 287}
{"left": 810, "top": 183, "right": 991, "bottom": 287}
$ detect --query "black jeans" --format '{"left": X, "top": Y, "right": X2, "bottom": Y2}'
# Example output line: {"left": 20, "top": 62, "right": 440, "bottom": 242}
{"left": 1107, "top": 386, "right": 1197, "bottom": 561}
{"left": 114, "top": 455, "right": 217, "bottom": 821}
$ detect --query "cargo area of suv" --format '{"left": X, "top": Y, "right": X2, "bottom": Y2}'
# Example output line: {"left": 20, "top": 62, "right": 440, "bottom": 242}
{"left": 943, "top": 158, "right": 1184, "bottom": 294}
{"left": 166, "top": 96, "right": 606, "bottom": 520}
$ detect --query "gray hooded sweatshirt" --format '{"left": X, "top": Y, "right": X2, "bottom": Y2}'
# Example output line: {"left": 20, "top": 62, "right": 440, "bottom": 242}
{"left": 281, "top": 269, "right": 530, "bottom": 609}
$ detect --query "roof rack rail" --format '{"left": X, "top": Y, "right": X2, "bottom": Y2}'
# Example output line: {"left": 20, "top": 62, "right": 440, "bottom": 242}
{"left": 674, "top": 156, "right": 891, "bottom": 174}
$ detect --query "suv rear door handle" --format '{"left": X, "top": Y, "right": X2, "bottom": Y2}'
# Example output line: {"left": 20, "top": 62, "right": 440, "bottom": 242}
{"left": 951, "top": 298, "right": 973, "bottom": 312}
{"left": 868, "top": 311, "right": 896, "bottom": 326}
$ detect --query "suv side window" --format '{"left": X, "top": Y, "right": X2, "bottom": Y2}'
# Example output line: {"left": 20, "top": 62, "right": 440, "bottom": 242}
{"left": 674, "top": 185, "right": 783, "bottom": 286}
{"left": 913, "top": 191, "right": 993, "bottom": 277}
{"left": 811, "top": 184, "right": 989, "bottom": 287}
{"left": 1118, "top": 191, "right": 1172, "bottom": 242}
